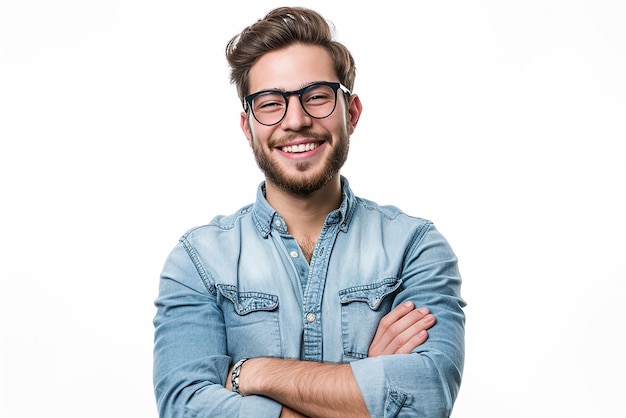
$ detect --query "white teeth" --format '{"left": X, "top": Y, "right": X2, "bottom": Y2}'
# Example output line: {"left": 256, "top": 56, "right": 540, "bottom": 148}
{"left": 281, "top": 143, "right": 319, "bottom": 153}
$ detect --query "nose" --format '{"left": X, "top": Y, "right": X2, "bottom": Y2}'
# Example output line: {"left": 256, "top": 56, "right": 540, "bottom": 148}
{"left": 280, "top": 95, "right": 312, "bottom": 130}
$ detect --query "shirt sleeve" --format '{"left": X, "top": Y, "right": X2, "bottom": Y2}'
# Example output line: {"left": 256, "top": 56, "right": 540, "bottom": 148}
{"left": 152, "top": 239, "right": 283, "bottom": 418}
{"left": 350, "top": 223, "right": 466, "bottom": 418}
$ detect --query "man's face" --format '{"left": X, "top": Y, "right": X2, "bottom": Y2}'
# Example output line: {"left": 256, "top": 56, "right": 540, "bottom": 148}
{"left": 240, "top": 44, "right": 361, "bottom": 195}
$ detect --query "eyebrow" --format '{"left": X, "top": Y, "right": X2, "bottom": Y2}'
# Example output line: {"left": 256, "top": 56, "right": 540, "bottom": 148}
{"left": 257, "top": 81, "right": 330, "bottom": 93}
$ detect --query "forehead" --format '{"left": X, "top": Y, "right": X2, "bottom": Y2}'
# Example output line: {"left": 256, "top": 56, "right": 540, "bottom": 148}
{"left": 248, "top": 44, "right": 337, "bottom": 93}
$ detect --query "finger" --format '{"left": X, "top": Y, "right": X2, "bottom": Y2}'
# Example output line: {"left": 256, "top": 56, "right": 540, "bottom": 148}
{"left": 393, "top": 330, "right": 429, "bottom": 355}
{"left": 369, "top": 303, "right": 415, "bottom": 351}
{"left": 372, "top": 302, "right": 421, "bottom": 340}
{"left": 369, "top": 305, "right": 430, "bottom": 356}
{"left": 374, "top": 311, "right": 433, "bottom": 355}
{"left": 376, "top": 305, "right": 430, "bottom": 344}
{"left": 390, "top": 313, "right": 436, "bottom": 354}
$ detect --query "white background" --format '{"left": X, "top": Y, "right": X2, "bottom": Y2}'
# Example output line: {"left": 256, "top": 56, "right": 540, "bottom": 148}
{"left": 1, "top": 1, "right": 625, "bottom": 417}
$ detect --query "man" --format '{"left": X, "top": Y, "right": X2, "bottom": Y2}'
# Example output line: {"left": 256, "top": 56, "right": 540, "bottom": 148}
{"left": 153, "top": 6, "right": 465, "bottom": 418}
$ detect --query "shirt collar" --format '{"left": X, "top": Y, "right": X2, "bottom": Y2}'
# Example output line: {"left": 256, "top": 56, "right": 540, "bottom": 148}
{"left": 251, "top": 175, "right": 355, "bottom": 238}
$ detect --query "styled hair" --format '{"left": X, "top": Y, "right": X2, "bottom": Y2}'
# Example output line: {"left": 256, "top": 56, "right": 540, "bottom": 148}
{"left": 225, "top": 7, "right": 356, "bottom": 103}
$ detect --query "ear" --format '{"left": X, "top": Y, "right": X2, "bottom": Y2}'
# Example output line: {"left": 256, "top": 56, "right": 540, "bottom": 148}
{"left": 240, "top": 111, "right": 253, "bottom": 146}
{"left": 346, "top": 94, "right": 362, "bottom": 135}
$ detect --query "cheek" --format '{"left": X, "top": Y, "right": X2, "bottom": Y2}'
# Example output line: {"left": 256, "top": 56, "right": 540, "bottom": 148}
{"left": 335, "top": 106, "right": 351, "bottom": 134}
{"left": 339, "top": 113, "right": 352, "bottom": 135}
{"left": 248, "top": 126, "right": 272, "bottom": 149}
{"left": 241, "top": 114, "right": 254, "bottom": 144}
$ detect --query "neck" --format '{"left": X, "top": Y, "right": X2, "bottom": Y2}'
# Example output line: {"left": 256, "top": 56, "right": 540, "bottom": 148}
{"left": 264, "top": 176, "right": 342, "bottom": 235}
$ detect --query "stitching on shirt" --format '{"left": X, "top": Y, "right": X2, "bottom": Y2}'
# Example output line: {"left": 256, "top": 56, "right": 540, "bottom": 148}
{"left": 338, "top": 278, "right": 403, "bottom": 309}
{"left": 397, "top": 221, "right": 433, "bottom": 279}
{"left": 386, "top": 385, "right": 409, "bottom": 415}
{"left": 355, "top": 198, "right": 408, "bottom": 222}
{"left": 180, "top": 236, "right": 217, "bottom": 295}
{"left": 406, "top": 220, "right": 433, "bottom": 256}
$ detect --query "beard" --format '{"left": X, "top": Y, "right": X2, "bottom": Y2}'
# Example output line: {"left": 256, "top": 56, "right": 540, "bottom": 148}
{"left": 251, "top": 128, "right": 350, "bottom": 196}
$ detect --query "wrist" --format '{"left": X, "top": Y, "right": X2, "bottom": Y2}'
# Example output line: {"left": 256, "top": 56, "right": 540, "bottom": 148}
{"left": 231, "top": 357, "right": 249, "bottom": 396}
{"left": 234, "top": 357, "right": 267, "bottom": 396}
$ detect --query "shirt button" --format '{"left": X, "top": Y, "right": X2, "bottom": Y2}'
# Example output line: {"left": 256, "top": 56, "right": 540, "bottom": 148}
{"left": 290, "top": 250, "right": 298, "bottom": 258}
{"left": 306, "top": 313, "right": 316, "bottom": 323}
{"left": 274, "top": 220, "right": 282, "bottom": 227}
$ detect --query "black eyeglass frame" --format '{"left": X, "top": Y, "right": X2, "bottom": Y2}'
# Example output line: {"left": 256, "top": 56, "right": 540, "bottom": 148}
{"left": 242, "top": 81, "right": 351, "bottom": 126}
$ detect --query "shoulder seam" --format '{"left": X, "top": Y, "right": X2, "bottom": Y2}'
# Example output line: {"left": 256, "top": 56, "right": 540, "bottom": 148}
{"left": 180, "top": 236, "right": 216, "bottom": 294}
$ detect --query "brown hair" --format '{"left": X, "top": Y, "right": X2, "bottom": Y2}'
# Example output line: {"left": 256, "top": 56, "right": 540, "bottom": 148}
{"left": 225, "top": 7, "right": 356, "bottom": 103}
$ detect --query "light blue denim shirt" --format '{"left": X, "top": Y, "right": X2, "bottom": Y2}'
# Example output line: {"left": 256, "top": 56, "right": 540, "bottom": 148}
{"left": 153, "top": 177, "right": 466, "bottom": 418}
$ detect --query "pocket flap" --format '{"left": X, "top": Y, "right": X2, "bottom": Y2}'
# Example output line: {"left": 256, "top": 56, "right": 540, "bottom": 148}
{"left": 338, "top": 278, "right": 402, "bottom": 310}
{"left": 217, "top": 284, "right": 279, "bottom": 315}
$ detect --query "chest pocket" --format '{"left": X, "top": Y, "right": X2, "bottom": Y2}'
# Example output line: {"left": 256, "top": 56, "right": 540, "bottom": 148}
{"left": 217, "top": 284, "right": 281, "bottom": 359}
{"left": 338, "top": 278, "right": 402, "bottom": 360}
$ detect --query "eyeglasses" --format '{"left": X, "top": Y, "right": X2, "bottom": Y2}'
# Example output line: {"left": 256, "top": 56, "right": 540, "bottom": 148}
{"left": 243, "top": 81, "right": 351, "bottom": 126}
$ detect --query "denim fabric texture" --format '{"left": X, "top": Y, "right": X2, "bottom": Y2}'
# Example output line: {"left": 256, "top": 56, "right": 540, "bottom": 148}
{"left": 153, "top": 176, "right": 466, "bottom": 418}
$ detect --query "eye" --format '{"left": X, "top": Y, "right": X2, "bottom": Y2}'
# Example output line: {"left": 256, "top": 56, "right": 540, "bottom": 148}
{"left": 302, "top": 85, "right": 334, "bottom": 105}
{"left": 253, "top": 93, "right": 285, "bottom": 112}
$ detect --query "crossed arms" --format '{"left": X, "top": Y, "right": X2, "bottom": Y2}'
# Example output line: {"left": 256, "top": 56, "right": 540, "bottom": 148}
{"left": 225, "top": 302, "right": 436, "bottom": 417}
{"left": 154, "top": 225, "right": 465, "bottom": 417}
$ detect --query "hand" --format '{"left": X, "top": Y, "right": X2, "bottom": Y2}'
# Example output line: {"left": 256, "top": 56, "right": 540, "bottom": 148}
{"left": 368, "top": 301, "right": 435, "bottom": 357}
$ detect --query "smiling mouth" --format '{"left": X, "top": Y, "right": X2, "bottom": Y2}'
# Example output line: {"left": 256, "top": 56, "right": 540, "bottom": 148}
{"left": 280, "top": 142, "right": 321, "bottom": 153}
